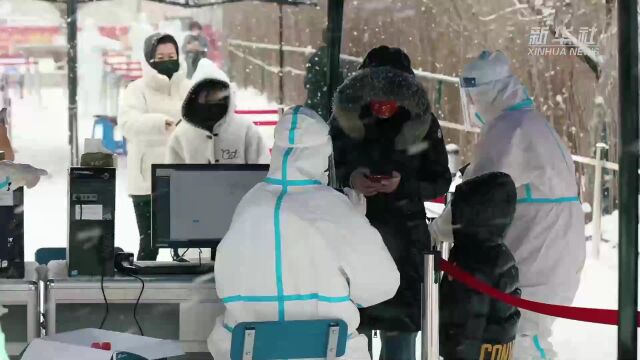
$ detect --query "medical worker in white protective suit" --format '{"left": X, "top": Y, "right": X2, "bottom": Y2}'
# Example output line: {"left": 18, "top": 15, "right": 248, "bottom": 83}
{"left": 78, "top": 18, "right": 122, "bottom": 118}
{"left": 209, "top": 106, "right": 400, "bottom": 360}
{"left": 0, "top": 161, "right": 47, "bottom": 360}
{"left": 429, "top": 51, "right": 585, "bottom": 359}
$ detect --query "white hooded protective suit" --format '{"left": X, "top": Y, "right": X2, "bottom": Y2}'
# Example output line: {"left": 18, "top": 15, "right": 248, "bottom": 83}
{"left": 429, "top": 51, "right": 585, "bottom": 359}
{"left": 0, "top": 161, "right": 47, "bottom": 190}
{"left": 209, "top": 106, "right": 400, "bottom": 360}
{"left": 78, "top": 19, "right": 122, "bottom": 117}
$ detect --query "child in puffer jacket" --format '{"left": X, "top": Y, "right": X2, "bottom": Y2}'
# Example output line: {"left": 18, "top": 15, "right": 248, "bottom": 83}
{"left": 439, "top": 172, "right": 521, "bottom": 360}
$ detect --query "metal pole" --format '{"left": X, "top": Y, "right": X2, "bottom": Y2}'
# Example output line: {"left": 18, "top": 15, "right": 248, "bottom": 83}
{"left": 325, "top": 0, "right": 344, "bottom": 120}
{"left": 278, "top": 3, "right": 284, "bottom": 106}
{"left": 67, "top": 0, "right": 79, "bottom": 166}
{"left": 592, "top": 143, "right": 607, "bottom": 259}
{"left": 617, "top": 0, "right": 639, "bottom": 356}
{"left": 326, "top": 0, "right": 344, "bottom": 189}
{"left": 422, "top": 251, "right": 439, "bottom": 360}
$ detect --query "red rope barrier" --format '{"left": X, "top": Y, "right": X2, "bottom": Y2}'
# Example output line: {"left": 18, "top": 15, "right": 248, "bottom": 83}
{"left": 235, "top": 109, "right": 280, "bottom": 115}
{"left": 253, "top": 121, "right": 278, "bottom": 126}
{"left": 439, "top": 258, "right": 640, "bottom": 326}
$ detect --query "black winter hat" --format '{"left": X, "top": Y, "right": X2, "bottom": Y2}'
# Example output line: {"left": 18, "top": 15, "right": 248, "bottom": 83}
{"left": 359, "top": 45, "right": 414, "bottom": 75}
{"left": 143, "top": 33, "right": 179, "bottom": 65}
{"left": 451, "top": 172, "right": 517, "bottom": 245}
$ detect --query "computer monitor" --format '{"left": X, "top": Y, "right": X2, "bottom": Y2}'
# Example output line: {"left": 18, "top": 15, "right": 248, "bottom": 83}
{"left": 151, "top": 164, "right": 269, "bottom": 249}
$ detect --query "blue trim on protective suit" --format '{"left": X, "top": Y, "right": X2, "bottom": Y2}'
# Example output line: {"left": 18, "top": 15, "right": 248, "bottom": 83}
{"left": 222, "top": 293, "right": 351, "bottom": 304}
{"left": 0, "top": 177, "right": 9, "bottom": 190}
{"left": 264, "top": 177, "right": 322, "bottom": 186}
{"left": 224, "top": 323, "right": 234, "bottom": 333}
{"left": 533, "top": 335, "right": 548, "bottom": 359}
{"left": 505, "top": 97, "right": 534, "bottom": 112}
{"left": 474, "top": 112, "right": 486, "bottom": 125}
{"left": 524, "top": 183, "right": 533, "bottom": 198}
{"left": 517, "top": 183, "right": 579, "bottom": 204}
{"left": 273, "top": 106, "right": 304, "bottom": 321}
{"left": 517, "top": 196, "right": 580, "bottom": 204}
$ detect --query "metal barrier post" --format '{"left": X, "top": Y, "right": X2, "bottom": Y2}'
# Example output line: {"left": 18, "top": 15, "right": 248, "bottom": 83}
{"left": 438, "top": 241, "right": 452, "bottom": 262}
{"left": 592, "top": 143, "right": 608, "bottom": 259}
{"left": 422, "top": 250, "right": 440, "bottom": 360}
{"left": 34, "top": 60, "right": 41, "bottom": 107}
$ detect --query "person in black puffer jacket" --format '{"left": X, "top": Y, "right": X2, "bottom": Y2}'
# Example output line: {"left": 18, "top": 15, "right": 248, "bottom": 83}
{"left": 440, "top": 172, "right": 521, "bottom": 360}
{"left": 330, "top": 46, "right": 451, "bottom": 360}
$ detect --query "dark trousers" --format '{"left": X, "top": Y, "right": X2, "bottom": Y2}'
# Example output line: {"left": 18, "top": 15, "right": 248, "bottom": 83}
{"left": 364, "top": 330, "right": 418, "bottom": 360}
{"left": 132, "top": 195, "right": 157, "bottom": 261}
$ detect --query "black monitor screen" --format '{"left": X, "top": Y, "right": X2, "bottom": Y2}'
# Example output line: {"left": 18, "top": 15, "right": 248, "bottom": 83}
{"left": 151, "top": 164, "right": 269, "bottom": 249}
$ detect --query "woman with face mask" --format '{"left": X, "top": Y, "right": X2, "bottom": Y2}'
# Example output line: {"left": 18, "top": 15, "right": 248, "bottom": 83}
{"left": 166, "top": 58, "right": 270, "bottom": 166}
{"left": 118, "top": 33, "right": 191, "bottom": 261}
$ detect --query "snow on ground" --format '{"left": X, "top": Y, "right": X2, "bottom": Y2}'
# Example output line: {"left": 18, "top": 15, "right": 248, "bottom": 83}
{"left": 10, "top": 86, "right": 636, "bottom": 359}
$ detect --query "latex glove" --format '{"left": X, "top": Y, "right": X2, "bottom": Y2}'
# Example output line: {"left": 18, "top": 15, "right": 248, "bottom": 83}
{"left": 0, "top": 161, "right": 48, "bottom": 190}
{"left": 349, "top": 168, "right": 378, "bottom": 197}
{"left": 343, "top": 187, "right": 367, "bottom": 215}
{"left": 165, "top": 120, "right": 176, "bottom": 135}
{"left": 428, "top": 203, "right": 454, "bottom": 243}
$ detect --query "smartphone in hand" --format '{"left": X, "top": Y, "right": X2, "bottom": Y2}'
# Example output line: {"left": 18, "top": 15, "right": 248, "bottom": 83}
{"left": 366, "top": 174, "right": 392, "bottom": 184}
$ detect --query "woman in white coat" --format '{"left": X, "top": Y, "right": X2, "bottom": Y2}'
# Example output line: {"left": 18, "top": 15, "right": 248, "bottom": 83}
{"left": 118, "top": 33, "right": 191, "bottom": 260}
{"left": 429, "top": 51, "right": 585, "bottom": 359}
{"left": 209, "top": 106, "right": 400, "bottom": 360}
{"left": 166, "top": 58, "right": 270, "bottom": 165}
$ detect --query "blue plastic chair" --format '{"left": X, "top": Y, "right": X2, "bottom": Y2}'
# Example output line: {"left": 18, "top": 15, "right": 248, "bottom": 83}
{"left": 230, "top": 319, "right": 348, "bottom": 360}
{"left": 92, "top": 115, "right": 127, "bottom": 155}
{"left": 34, "top": 247, "right": 66, "bottom": 265}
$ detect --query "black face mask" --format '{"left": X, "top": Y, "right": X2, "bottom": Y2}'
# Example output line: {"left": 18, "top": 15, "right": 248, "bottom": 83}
{"left": 191, "top": 102, "right": 229, "bottom": 130}
{"left": 152, "top": 59, "right": 179, "bottom": 79}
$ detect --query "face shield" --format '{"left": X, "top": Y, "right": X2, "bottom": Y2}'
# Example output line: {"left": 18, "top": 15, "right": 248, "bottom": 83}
{"left": 459, "top": 77, "right": 487, "bottom": 131}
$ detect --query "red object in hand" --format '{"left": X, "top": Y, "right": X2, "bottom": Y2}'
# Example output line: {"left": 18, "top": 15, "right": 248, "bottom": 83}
{"left": 367, "top": 175, "right": 392, "bottom": 183}
{"left": 90, "top": 342, "right": 112, "bottom": 351}
{"left": 370, "top": 100, "right": 399, "bottom": 119}
{"left": 429, "top": 195, "right": 447, "bottom": 204}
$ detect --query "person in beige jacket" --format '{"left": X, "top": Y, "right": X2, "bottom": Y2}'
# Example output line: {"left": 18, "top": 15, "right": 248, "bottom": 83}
{"left": 118, "top": 33, "right": 191, "bottom": 260}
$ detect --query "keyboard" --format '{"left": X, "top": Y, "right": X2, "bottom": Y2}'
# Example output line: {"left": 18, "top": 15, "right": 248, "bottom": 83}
{"left": 133, "top": 261, "right": 215, "bottom": 275}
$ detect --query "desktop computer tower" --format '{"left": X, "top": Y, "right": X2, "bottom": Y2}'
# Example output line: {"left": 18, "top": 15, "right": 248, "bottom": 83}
{"left": 67, "top": 167, "right": 116, "bottom": 277}
{"left": 0, "top": 187, "right": 24, "bottom": 279}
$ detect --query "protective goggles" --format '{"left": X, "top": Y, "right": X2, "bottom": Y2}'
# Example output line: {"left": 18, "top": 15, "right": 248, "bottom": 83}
{"left": 460, "top": 74, "right": 514, "bottom": 89}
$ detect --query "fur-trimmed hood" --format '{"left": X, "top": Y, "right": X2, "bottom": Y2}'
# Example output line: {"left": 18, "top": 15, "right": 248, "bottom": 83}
{"left": 333, "top": 66, "right": 432, "bottom": 150}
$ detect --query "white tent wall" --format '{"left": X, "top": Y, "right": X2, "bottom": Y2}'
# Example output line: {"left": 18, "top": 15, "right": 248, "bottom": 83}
{"left": 0, "top": 0, "right": 63, "bottom": 25}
